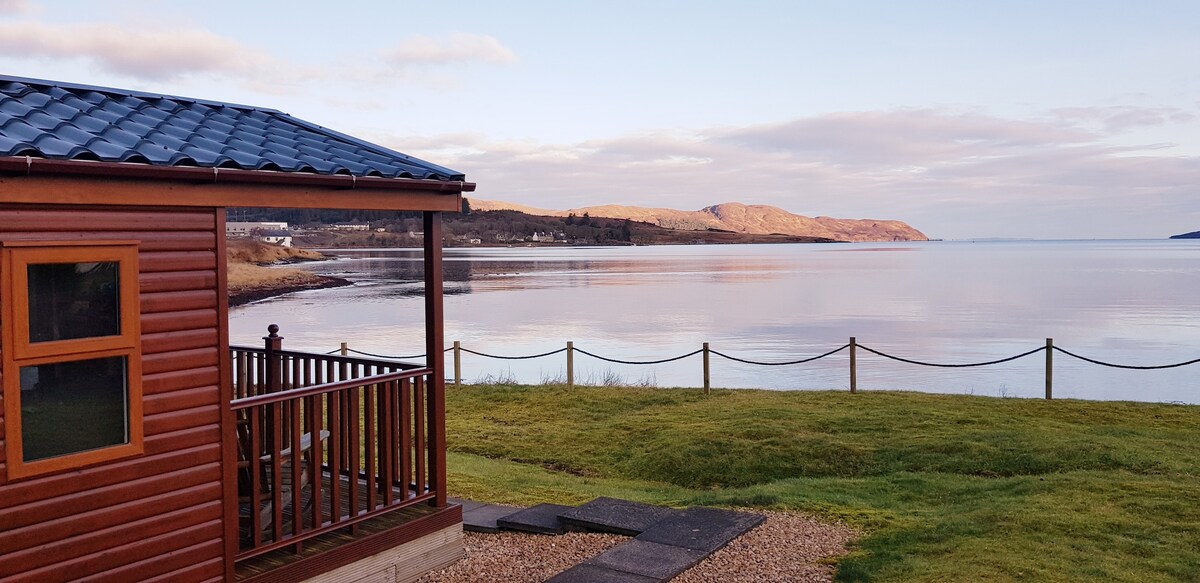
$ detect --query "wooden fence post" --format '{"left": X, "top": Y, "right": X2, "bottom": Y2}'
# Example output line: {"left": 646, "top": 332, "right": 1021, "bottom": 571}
{"left": 339, "top": 341, "right": 348, "bottom": 357}
{"left": 849, "top": 336, "right": 857, "bottom": 394}
{"left": 567, "top": 341, "right": 574, "bottom": 388}
{"left": 453, "top": 341, "right": 462, "bottom": 388}
{"left": 703, "top": 342, "right": 711, "bottom": 395}
{"left": 1045, "top": 338, "right": 1053, "bottom": 400}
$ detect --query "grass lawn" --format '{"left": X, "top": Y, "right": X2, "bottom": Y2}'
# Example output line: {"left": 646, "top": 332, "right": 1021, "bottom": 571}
{"left": 444, "top": 385, "right": 1200, "bottom": 582}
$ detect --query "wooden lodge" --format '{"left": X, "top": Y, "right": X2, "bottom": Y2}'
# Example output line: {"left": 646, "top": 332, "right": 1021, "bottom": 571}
{"left": 0, "top": 76, "right": 472, "bottom": 582}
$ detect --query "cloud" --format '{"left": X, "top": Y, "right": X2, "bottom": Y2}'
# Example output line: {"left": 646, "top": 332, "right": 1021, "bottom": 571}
{"left": 0, "top": 21, "right": 277, "bottom": 81}
{"left": 1051, "top": 106, "right": 1196, "bottom": 133}
{"left": 382, "top": 33, "right": 517, "bottom": 69}
{"left": 0, "top": 0, "right": 32, "bottom": 15}
{"left": 382, "top": 108, "right": 1200, "bottom": 239}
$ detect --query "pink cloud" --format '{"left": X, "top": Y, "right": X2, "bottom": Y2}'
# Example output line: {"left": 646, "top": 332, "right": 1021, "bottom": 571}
{"left": 382, "top": 33, "right": 517, "bottom": 69}
{"left": 0, "top": 0, "right": 32, "bottom": 15}
{"left": 0, "top": 21, "right": 276, "bottom": 81}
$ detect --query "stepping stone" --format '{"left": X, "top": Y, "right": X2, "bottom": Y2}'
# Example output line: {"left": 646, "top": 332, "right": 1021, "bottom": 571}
{"left": 462, "top": 504, "right": 520, "bottom": 533}
{"left": 496, "top": 503, "right": 574, "bottom": 535}
{"left": 545, "top": 564, "right": 661, "bottom": 583}
{"left": 586, "top": 539, "right": 708, "bottom": 580}
{"left": 635, "top": 507, "right": 765, "bottom": 554}
{"left": 559, "top": 497, "right": 679, "bottom": 536}
{"left": 448, "top": 497, "right": 487, "bottom": 513}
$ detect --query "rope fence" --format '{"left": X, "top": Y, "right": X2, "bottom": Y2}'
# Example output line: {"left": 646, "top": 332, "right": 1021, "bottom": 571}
{"left": 322, "top": 337, "right": 1199, "bottom": 398}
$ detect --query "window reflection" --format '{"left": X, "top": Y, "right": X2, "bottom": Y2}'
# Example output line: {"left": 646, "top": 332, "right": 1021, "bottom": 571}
{"left": 19, "top": 356, "right": 129, "bottom": 461}
{"left": 27, "top": 261, "right": 121, "bottom": 342}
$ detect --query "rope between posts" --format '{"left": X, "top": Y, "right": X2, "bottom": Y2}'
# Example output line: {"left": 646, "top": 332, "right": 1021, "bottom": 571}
{"left": 573, "top": 347, "right": 704, "bottom": 365}
{"left": 344, "top": 348, "right": 426, "bottom": 360}
{"left": 460, "top": 347, "right": 569, "bottom": 360}
{"left": 857, "top": 344, "right": 1046, "bottom": 368}
{"left": 1053, "top": 346, "right": 1200, "bottom": 370}
{"left": 710, "top": 344, "right": 850, "bottom": 366}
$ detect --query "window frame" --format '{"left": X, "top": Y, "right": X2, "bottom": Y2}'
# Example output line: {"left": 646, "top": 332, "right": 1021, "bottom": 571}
{"left": 2, "top": 240, "right": 144, "bottom": 480}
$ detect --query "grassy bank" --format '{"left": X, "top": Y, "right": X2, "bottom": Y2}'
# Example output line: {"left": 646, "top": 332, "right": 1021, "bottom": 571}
{"left": 444, "top": 385, "right": 1200, "bottom": 582}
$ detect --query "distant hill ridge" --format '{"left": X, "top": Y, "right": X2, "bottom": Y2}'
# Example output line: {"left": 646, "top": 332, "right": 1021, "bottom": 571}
{"left": 470, "top": 199, "right": 928, "bottom": 242}
{"left": 1170, "top": 230, "right": 1200, "bottom": 239}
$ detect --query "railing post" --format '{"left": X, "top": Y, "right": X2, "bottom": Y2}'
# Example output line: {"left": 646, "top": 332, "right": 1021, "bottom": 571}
{"left": 849, "top": 336, "right": 857, "bottom": 394}
{"left": 264, "top": 324, "right": 283, "bottom": 394}
{"left": 453, "top": 341, "right": 462, "bottom": 388}
{"left": 1045, "top": 338, "right": 1053, "bottom": 400}
{"left": 703, "top": 342, "right": 711, "bottom": 395}
{"left": 340, "top": 341, "right": 348, "bottom": 357}
{"left": 567, "top": 341, "right": 574, "bottom": 388}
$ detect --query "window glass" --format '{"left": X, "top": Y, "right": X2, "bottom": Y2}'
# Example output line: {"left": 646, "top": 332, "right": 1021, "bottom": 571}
{"left": 19, "top": 355, "right": 130, "bottom": 462}
{"left": 26, "top": 261, "right": 121, "bottom": 342}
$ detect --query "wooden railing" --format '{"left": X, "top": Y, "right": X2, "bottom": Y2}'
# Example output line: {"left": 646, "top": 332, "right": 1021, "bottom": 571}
{"left": 229, "top": 326, "right": 443, "bottom": 561}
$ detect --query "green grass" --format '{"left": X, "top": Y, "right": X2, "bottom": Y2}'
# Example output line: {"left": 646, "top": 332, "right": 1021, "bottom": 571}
{"left": 444, "top": 385, "right": 1200, "bottom": 582}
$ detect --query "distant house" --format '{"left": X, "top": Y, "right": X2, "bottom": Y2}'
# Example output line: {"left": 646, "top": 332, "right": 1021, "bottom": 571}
{"left": 258, "top": 229, "right": 293, "bottom": 247}
{"left": 0, "top": 75, "right": 471, "bottom": 583}
{"left": 226, "top": 221, "right": 289, "bottom": 236}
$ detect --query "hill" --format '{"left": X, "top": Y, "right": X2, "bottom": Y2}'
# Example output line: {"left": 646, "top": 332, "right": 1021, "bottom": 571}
{"left": 471, "top": 199, "right": 928, "bottom": 242}
{"left": 1170, "top": 230, "right": 1200, "bottom": 239}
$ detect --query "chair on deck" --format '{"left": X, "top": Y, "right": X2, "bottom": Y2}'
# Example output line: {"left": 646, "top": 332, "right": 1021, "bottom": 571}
{"left": 236, "top": 415, "right": 329, "bottom": 545}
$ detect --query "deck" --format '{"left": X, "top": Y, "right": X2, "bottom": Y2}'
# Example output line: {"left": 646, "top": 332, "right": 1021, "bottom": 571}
{"left": 229, "top": 333, "right": 455, "bottom": 582}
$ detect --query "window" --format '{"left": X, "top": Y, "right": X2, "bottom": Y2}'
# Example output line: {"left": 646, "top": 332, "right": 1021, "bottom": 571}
{"left": 2, "top": 242, "right": 143, "bottom": 480}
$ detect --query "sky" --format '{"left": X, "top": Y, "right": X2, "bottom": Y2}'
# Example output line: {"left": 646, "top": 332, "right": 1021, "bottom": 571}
{"left": 1, "top": 0, "right": 1198, "bottom": 239}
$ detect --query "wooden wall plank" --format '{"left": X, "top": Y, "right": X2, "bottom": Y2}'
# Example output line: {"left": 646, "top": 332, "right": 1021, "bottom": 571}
{"left": 143, "top": 366, "right": 220, "bottom": 395}
{"left": 142, "top": 309, "right": 218, "bottom": 334}
{"left": 143, "top": 328, "right": 218, "bottom": 355}
{"left": 142, "top": 270, "right": 220, "bottom": 294}
{"left": 144, "top": 385, "right": 218, "bottom": 416}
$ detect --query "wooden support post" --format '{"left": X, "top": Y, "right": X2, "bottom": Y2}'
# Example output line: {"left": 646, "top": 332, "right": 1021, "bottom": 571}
{"left": 703, "top": 342, "right": 711, "bottom": 394}
{"left": 453, "top": 340, "right": 462, "bottom": 388}
{"left": 849, "top": 336, "right": 857, "bottom": 394}
{"left": 423, "top": 211, "right": 447, "bottom": 508}
{"left": 340, "top": 341, "right": 348, "bottom": 356}
{"left": 567, "top": 341, "right": 574, "bottom": 388}
{"left": 1045, "top": 338, "right": 1053, "bottom": 400}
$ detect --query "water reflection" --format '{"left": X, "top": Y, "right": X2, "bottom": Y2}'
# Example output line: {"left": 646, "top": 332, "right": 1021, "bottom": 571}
{"left": 229, "top": 241, "right": 1200, "bottom": 404}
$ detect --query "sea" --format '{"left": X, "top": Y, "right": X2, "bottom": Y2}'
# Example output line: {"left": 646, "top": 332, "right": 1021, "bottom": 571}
{"left": 228, "top": 240, "right": 1200, "bottom": 404}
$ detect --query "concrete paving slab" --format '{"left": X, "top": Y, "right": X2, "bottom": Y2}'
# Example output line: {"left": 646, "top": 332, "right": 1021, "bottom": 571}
{"left": 545, "top": 564, "right": 662, "bottom": 583}
{"left": 635, "top": 507, "right": 765, "bottom": 554}
{"left": 462, "top": 504, "right": 520, "bottom": 533}
{"left": 586, "top": 539, "right": 708, "bottom": 580}
{"left": 559, "top": 497, "right": 679, "bottom": 535}
{"left": 496, "top": 503, "right": 574, "bottom": 535}
{"left": 448, "top": 497, "right": 487, "bottom": 513}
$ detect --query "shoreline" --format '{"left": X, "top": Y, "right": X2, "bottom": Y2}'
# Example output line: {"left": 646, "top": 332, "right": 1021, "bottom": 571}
{"left": 228, "top": 273, "right": 352, "bottom": 307}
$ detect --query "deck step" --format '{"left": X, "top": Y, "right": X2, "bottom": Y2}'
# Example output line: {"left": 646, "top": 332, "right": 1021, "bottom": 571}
{"left": 559, "top": 496, "right": 679, "bottom": 536}
{"left": 495, "top": 503, "right": 575, "bottom": 535}
{"left": 634, "top": 506, "right": 765, "bottom": 554}
{"left": 462, "top": 504, "right": 521, "bottom": 533}
{"left": 584, "top": 539, "right": 708, "bottom": 581}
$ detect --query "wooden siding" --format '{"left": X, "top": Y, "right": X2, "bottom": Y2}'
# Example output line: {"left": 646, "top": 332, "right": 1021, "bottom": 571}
{"left": 0, "top": 205, "right": 227, "bottom": 583}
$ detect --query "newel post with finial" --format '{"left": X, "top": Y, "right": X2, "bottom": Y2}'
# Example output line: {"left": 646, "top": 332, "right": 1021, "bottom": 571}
{"left": 263, "top": 324, "right": 283, "bottom": 394}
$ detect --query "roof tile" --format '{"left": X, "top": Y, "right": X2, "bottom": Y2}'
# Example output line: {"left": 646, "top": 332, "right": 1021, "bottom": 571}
{"left": 0, "top": 75, "right": 465, "bottom": 181}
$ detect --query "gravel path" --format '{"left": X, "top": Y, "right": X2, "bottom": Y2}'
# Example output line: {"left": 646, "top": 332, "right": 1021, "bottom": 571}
{"left": 419, "top": 509, "right": 855, "bottom": 582}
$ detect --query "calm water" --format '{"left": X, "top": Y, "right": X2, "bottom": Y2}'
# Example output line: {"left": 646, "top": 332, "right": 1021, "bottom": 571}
{"left": 229, "top": 240, "right": 1200, "bottom": 403}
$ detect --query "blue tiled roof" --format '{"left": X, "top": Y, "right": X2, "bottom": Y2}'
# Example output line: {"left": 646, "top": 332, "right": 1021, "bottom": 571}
{"left": 0, "top": 75, "right": 465, "bottom": 181}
